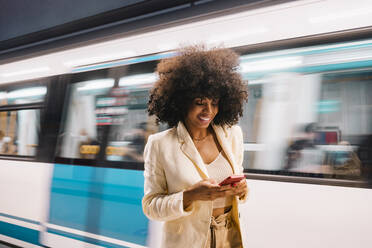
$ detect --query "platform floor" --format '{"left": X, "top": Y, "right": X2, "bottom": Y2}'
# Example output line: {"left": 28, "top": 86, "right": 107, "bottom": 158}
{"left": 0, "top": 242, "right": 17, "bottom": 248}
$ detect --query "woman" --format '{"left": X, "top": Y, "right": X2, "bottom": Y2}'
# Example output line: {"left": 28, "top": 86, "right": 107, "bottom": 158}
{"left": 142, "top": 45, "right": 249, "bottom": 248}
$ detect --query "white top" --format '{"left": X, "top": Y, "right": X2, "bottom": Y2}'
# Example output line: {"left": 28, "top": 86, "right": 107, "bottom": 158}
{"left": 206, "top": 152, "right": 233, "bottom": 209}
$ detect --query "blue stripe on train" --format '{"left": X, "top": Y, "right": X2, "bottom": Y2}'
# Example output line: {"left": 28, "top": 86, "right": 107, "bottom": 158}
{"left": 0, "top": 221, "right": 40, "bottom": 245}
{"left": 49, "top": 164, "right": 148, "bottom": 246}
{"left": 0, "top": 212, "right": 40, "bottom": 225}
{"left": 47, "top": 227, "right": 131, "bottom": 248}
{"left": 72, "top": 52, "right": 176, "bottom": 73}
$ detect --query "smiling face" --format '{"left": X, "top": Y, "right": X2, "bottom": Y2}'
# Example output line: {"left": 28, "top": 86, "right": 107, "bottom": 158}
{"left": 184, "top": 97, "right": 219, "bottom": 130}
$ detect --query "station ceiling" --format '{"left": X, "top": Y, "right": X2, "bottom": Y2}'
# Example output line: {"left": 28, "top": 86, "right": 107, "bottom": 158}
{"left": 0, "top": 0, "right": 291, "bottom": 61}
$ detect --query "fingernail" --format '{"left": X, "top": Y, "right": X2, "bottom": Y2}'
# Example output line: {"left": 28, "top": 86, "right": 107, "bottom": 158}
{"left": 232, "top": 183, "right": 237, "bottom": 187}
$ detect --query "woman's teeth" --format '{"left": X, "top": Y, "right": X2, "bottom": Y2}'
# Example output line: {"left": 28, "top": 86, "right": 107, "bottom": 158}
{"left": 199, "top": 117, "right": 210, "bottom": 121}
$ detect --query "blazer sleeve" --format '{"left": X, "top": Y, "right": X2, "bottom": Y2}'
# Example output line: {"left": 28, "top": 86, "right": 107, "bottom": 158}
{"left": 142, "top": 135, "right": 193, "bottom": 221}
{"left": 234, "top": 126, "right": 249, "bottom": 203}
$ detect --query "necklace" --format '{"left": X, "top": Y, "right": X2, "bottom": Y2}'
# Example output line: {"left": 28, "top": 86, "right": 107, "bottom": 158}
{"left": 192, "top": 133, "right": 210, "bottom": 142}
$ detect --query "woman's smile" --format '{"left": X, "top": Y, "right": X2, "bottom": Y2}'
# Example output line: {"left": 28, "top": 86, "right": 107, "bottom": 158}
{"left": 198, "top": 115, "right": 212, "bottom": 123}
{"left": 185, "top": 97, "right": 219, "bottom": 129}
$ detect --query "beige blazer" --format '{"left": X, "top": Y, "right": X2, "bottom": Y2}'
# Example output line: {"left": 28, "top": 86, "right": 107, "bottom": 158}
{"left": 142, "top": 122, "right": 247, "bottom": 248}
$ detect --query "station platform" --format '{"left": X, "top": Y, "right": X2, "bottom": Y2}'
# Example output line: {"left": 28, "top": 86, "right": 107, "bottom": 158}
{"left": 0, "top": 242, "right": 18, "bottom": 248}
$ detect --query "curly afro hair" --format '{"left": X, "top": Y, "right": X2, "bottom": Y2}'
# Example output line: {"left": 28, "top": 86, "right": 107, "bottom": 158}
{"left": 148, "top": 45, "right": 248, "bottom": 128}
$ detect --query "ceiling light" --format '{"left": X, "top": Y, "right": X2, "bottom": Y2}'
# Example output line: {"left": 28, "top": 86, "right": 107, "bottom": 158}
{"left": 247, "top": 79, "right": 269, "bottom": 85}
{"left": 241, "top": 56, "right": 303, "bottom": 73}
{"left": 119, "top": 73, "right": 158, "bottom": 86}
{"left": 77, "top": 79, "right": 115, "bottom": 91}
{"left": 7, "top": 87, "right": 47, "bottom": 99}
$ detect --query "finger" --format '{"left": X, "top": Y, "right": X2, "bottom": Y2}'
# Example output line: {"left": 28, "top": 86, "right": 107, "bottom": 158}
{"left": 237, "top": 186, "right": 247, "bottom": 193}
{"left": 221, "top": 188, "right": 236, "bottom": 196}
{"left": 199, "top": 190, "right": 222, "bottom": 200}
{"left": 234, "top": 180, "right": 247, "bottom": 190}
{"left": 237, "top": 186, "right": 248, "bottom": 196}
{"left": 200, "top": 180, "right": 218, "bottom": 188}
{"left": 236, "top": 179, "right": 246, "bottom": 186}
{"left": 218, "top": 184, "right": 232, "bottom": 191}
{"left": 213, "top": 191, "right": 226, "bottom": 198}
{"left": 239, "top": 186, "right": 248, "bottom": 196}
{"left": 205, "top": 178, "right": 218, "bottom": 185}
{"left": 238, "top": 191, "right": 247, "bottom": 199}
{"left": 228, "top": 185, "right": 246, "bottom": 196}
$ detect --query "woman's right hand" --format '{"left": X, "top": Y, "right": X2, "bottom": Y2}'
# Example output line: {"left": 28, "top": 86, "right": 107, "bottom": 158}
{"left": 183, "top": 179, "right": 230, "bottom": 209}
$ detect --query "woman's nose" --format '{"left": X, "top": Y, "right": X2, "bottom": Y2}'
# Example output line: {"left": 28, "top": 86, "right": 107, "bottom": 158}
{"left": 203, "top": 103, "right": 213, "bottom": 113}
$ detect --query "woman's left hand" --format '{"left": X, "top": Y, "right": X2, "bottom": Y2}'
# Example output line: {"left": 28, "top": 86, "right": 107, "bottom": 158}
{"left": 220, "top": 178, "right": 248, "bottom": 199}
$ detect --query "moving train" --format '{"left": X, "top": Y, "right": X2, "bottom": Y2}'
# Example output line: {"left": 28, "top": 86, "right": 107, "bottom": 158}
{"left": 0, "top": 0, "right": 371, "bottom": 247}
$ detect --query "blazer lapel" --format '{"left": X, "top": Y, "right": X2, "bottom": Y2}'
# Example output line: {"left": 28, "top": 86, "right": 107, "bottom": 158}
{"left": 212, "top": 125, "right": 237, "bottom": 174}
{"left": 177, "top": 122, "right": 209, "bottom": 179}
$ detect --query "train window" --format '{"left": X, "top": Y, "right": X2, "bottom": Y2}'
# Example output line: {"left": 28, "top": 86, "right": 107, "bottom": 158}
{"left": 57, "top": 79, "right": 115, "bottom": 159}
{"left": 0, "top": 110, "right": 40, "bottom": 156}
{"left": 239, "top": 84, "right": 262, "bottom": 143}
{"left": 0, "top": 92, "right": 5, "bottom": 104}
{"left": 0, "top": 86, "right": 47, "bottom": 105}
{"left": 239, "top": 39, "right": 372, "bottom": 180}
{"left": 56, "top": 59, "right": 165, "bottom": 165}
{"left": 315, "top": 72, "right": 372, "bottom": 177}
{"left": 238, "top": 83, "right": 263, "bottom": 170}
{"left": 0, "top": 86, "right": 46, "bottom": 157}
{"left": 105, "top": 73, "right": 158, "bottom": 162}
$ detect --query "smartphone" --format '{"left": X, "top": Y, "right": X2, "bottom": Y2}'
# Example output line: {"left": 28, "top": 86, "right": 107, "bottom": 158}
{"left": 219, "top": 175, "right": 245, "bottom": 186}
